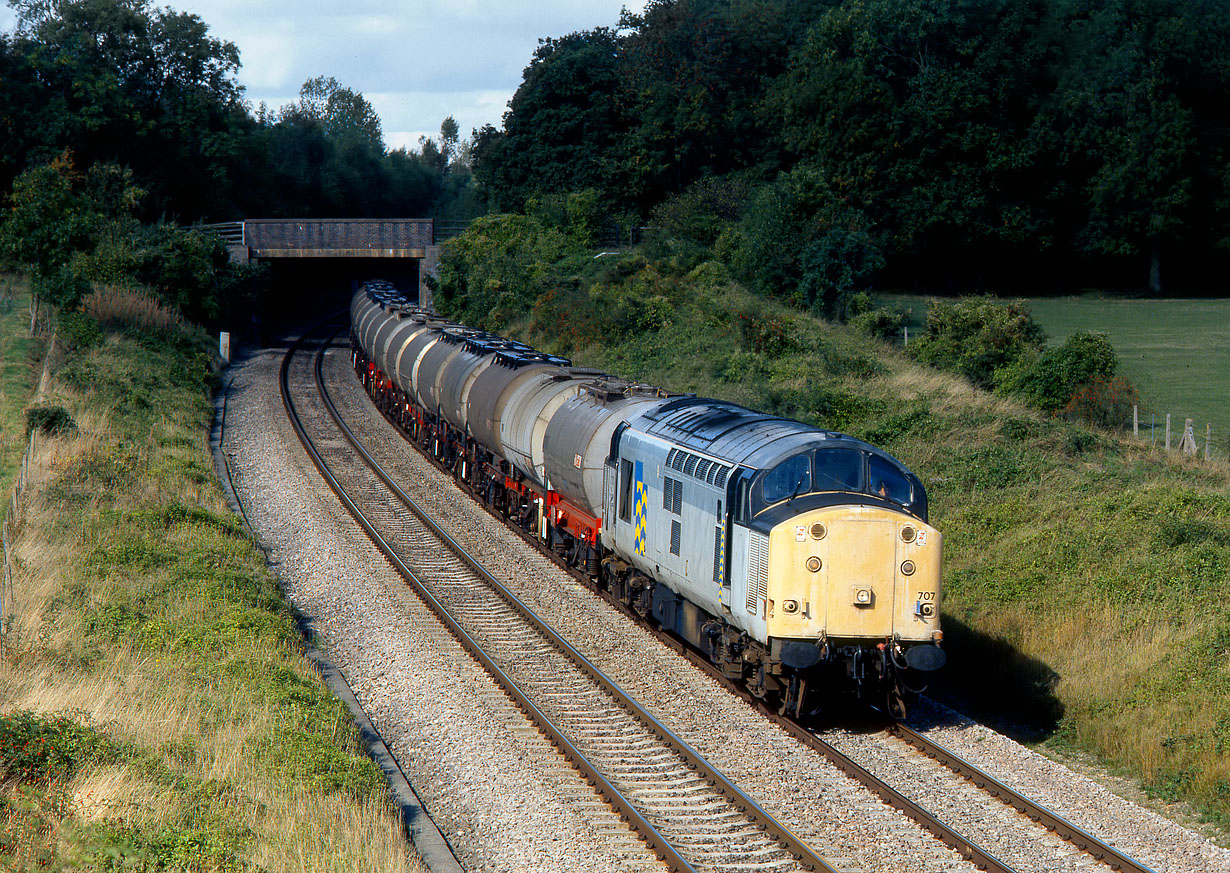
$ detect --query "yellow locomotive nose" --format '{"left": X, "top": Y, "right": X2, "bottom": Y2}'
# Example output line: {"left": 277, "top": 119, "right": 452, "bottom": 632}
{"left": 764, "top": 505, "right": 942, "bottom": 644}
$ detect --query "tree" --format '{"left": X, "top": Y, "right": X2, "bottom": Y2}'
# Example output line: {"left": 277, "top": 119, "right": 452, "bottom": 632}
{"left": 3, "top": 0, "right": 248, "bottom": 220}
{"left": 618, "top": 0, "right": 817, "bottom": 206}
{"left": 472, "top": 29, "right": 626, "bottom": 211}
{"left": 768, "top": 0, "right": 1062, "bottom": 283}
{"left": 0, "top": 154, "right": 98, "bottom": 312}
{"left": 439, "top": 116, "right": 460, "bottom": 170}
{"left": 1046, "top": 0, "right": 1230, "bottom": 293}
{"left": 284, "top": 75, "right": 384, "bottom": 151}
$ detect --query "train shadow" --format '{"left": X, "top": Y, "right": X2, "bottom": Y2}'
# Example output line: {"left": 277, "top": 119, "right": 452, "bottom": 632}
{"left": 806, "top": 615, "right": 1064, "bottom": 742}
{"left": 922, "top": 613, "right": 1064, "bottom": 742}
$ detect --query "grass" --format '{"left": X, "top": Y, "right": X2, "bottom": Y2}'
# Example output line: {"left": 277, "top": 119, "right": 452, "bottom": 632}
{"left": 0, "top": 276, "right": 422, "bottom": 871}
{"left": 0, "top": 278, "right": 46, "bottom": 497}
{"left": 472, "top": 252, "right": 1230, "bottom": 838}
{"left": 880, "top": 293, "right": 1230, "bottom": 451}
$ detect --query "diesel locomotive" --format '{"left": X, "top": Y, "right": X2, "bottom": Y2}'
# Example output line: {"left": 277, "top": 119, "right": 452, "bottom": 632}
{"left": 351, "top": 281, "right": 945, "bottom": 718}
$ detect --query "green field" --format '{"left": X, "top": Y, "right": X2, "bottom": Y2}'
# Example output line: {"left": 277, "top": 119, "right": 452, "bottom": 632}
{"left": 882, "top": 294, "right": 1230, "bottom": 450}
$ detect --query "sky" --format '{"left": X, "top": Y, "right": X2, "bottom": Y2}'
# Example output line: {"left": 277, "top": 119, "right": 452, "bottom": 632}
{"left": 0, "top": 1, "right": 647, "bottom": 152}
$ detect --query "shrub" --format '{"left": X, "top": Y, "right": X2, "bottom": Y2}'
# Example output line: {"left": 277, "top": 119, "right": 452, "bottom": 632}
{"left": 25, "top": 404, "right": 77, "bottom": 437}
{"left": 0, "top": 713, "right": 131, "bottom": 784}
{"left": 59, "top": 310, "right": 102, "bottom": 351}
{"left": 851, "top": 306, "right": 907, "bottom": 342}
{"left": 1063, "top": 374, "right": 1139, "bottom": 428}
{"left": 431, "top": 214, "right": 585, "bottom": 328}
{"left": 1001, "top": 331, "right": 1119, "bottom": 412}
{"left": 797, "top": 224, "right": 885, "bottom": 320}
{"left": 650, "top": 176, "right": 751, "bottom": 247}
{"left": 908, "top": 296, "right": 1045, "bottom": 389}
{"left": 725, "top": 167, "right": 883, "bottom": 321}
{"left": 734, "top": 307, "right": 797, "bottom": 356}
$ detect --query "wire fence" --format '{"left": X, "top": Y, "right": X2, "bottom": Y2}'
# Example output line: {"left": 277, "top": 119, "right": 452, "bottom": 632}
{"left": 1, "top": 431, "right": 35, "bottom": 659}
{"left": 1131, "top": 407, "right": 1228, "bottom": 463}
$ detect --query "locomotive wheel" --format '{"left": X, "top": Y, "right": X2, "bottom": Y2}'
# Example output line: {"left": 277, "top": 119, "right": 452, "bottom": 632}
{"left": 887, "top": 683, "right": 908, "bottom": 721}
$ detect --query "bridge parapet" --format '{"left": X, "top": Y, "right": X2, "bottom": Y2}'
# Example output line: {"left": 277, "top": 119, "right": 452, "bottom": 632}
{"left": 243, "top": 218, "right": 433, "bottom": 258}
{"left": 201, "top": 218, "right": 434, "bottom": 261}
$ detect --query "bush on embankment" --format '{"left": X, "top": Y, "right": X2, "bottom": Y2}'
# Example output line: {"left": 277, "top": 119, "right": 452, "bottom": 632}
{"left": 434, "top": 226, "right": 1230, "bottom": 838}
{"left": 0, "top": 278, "right": 419, "bottom": 871}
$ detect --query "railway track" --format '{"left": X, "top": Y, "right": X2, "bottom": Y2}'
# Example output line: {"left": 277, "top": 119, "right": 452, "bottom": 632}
{"left": 280, "top": 323, "right": 844, "bottom": 873}
{"left": 328, "top": 324, "right": 1166, "bottom": 873}
{"left": 284, "top": 320, "right": 1161, "bottom": 873}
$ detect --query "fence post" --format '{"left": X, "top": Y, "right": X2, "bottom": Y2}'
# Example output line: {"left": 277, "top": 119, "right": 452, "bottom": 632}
{"left": 1166, "top": 414, "right": 1171, "bottom": 450}
{"left": 1207, "top": 424, "right": 1212, "bottom": 461}
{"left": 1133, "top": 405, "right": 1139, "bottom": 439}
{"left": 1180, "top": 418, "right": 1197, "bottom": 456}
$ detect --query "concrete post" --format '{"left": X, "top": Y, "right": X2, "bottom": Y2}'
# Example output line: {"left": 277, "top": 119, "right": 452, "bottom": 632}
{"left": 419, "top": 245, "right": 441, "bottom": 311}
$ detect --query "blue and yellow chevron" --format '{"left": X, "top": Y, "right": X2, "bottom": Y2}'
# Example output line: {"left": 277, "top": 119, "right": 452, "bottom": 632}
{"left": 633, "top": 460, "right": 647, "bottom": 556}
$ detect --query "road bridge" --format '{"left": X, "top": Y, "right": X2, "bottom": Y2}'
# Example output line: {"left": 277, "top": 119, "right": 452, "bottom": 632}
{"left": 205, "top": 219, "right": 440, "bottom": 306}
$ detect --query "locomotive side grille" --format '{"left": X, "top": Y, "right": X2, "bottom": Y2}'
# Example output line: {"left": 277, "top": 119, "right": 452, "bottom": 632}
{"left": 747, "top": 532, "right": 769, "bottom": 614}
{"left": 670, "top": 520, "right": 681, "bottom": 555}
{"left": 662, "top": 477, "right": 683, "bottom": 514}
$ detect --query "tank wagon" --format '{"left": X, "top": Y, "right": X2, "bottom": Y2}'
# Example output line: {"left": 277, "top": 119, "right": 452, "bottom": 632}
{"left": 351, "top": 281, "right": 945, "bottom": 717}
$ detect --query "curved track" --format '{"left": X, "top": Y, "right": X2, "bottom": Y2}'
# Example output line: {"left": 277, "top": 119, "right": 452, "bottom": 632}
{"left": 281, "top": 323, "right": 842, "bottom": 873}
{"left": 332, "top": 316, "right": 1161, "bottom": 873}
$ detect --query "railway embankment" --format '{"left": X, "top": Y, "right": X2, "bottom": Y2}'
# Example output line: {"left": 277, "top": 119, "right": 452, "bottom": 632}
{"left": 0, "top": 279, "right": 419, "bottom": 870}
{"left": 434, "top": 235, "right": 1230, "bottom": 840}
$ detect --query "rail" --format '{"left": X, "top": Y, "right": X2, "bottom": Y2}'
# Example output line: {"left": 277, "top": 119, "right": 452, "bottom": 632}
{"left": 888, "top": 723, "right": 1158, "bottom": 873}
{"left": 282, "top": 323, "right": 772, "bottom": 873}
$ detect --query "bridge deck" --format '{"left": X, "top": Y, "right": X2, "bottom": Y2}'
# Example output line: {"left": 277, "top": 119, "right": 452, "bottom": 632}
{"left": 204, "top": 218, "right": 434, "bottom": 259}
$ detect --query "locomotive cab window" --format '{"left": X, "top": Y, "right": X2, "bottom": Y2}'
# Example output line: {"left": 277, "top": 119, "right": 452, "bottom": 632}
{"left": 814, "top": 449, "right": 863, "bottom": 492}
{"left": 869, "top": 454, "right": 912, "bottom": 506}
{"left": 761, "top": 454, "right": 811, "bottom": 505}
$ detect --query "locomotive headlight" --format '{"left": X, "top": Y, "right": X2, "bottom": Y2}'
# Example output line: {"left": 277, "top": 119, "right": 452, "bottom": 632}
{"left": 782, "top": 599, "right": 800, "bottom": 614}
{"left": 805, "top": 556, "right": 822, "bottom": 573}
{"left": 900, "top": 524, "right": 917, "bottom": 543}
{"left": 852, "top": 586, "right": 873, "bottom": 607}
{"left": 810, "top": 522, "right": 827, "bottom": 540}
{"left": 900, "top": 560, "right": 916, "bottom": 576}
